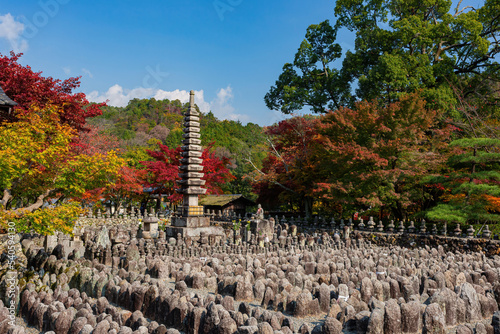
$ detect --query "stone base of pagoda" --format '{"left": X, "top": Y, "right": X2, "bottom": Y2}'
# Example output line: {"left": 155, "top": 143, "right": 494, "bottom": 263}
{"left": 165, "top": 224, "right": 224, "bottom": 238}
{"left": 171, "top": 215, "right": 210, "bottom": 228}
{"left": 177, "top": 205, "right": 205, "bottom": 217}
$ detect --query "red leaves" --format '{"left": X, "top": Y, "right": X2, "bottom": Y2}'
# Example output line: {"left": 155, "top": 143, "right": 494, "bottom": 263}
{"left": 83, "top": 165, "right": 145, "bottom": 204}
{"left": 318, "top": 92, "right": 452, "bottom": 213}
{"left": 0, "top": 52, "right": 105, "bottom": 132}
{"left": 142, "top": 142, "right": 235, "bottom": 204}
{"left": 73, "top": 125, "right": 121, "bottom": 156}
{"left": 253, "top": 117, "right": 323, "bottom": 211}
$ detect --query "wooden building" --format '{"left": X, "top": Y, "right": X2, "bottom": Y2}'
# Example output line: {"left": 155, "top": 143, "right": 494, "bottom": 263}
{"left": 0, "top": 84, "right": 17, "bottom": 119}
{"left": 200, "top": 194, "right": 256, "bottom": 216}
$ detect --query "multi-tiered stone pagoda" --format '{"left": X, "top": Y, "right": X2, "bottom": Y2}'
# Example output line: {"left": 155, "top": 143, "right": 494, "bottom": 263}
{"left": 167, "top": 91, "right": 223, "bottom": 238}
{"left": 176, "top": 90, "right": 206, "bottom": 215}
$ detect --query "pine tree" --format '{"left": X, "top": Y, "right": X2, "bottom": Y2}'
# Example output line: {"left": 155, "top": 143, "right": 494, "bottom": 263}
{"left": 426, "top": 138, "right": 500, "bottom": 224}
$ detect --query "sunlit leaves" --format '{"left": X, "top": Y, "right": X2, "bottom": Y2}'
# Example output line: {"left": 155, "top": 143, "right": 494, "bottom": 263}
{"left": 251, "top": 117, "right": 323, "bottom": 214}
{"left": 1, "top": 202, "right": 82, "bottom": 235}
{"left": 0, "top": 105, "right": 124, "bottom": 234}
{"left": 425, "top": 137, "right": 500, "bottom": 224}
{"left": 142, "top": 143, "right": 235, "bottom": 204}
{"left": 264, "top": 20, "right": 352, "bottom": 114}
{"left": 319, "top": 92, "right": 451, "bottom": 217}
{"left": 0, "top": 52, "right": 104, "bottom": 132}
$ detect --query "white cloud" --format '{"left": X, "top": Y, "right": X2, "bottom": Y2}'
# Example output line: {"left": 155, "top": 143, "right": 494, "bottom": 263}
{"left": 82, "top": 68, "right": 93, "bottom": 78}
{"left": 0, "top": 13, "right": 28, "bottom": 53}
{"left": 210, "top": 86, "right": 250, "bottom": 122}
{"left": 87, "top": 84, "right": 251, "bottom": 123}
{"left": 87, "top": 84, "right": 155, "bottom": 107}
{"left": 63, "top": 67, "right": 71, "bottom": 75}
{"left": 153, "top": 89, "right": 210, "bottom": 113}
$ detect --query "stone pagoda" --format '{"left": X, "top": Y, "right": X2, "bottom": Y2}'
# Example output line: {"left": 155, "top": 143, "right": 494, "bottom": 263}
{"left": 167, "top": 91, "right": 223, "bottom": 238}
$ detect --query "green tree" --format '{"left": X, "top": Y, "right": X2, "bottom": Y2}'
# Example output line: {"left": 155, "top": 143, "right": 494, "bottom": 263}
{"left": 425, "top": 137, "right": 500, "bottom": 224}
{"left": 264, "top": 21, "right": 353, "bottom": 114}
{"left": 266, "top": 0, "right": 500, "bottom": 116}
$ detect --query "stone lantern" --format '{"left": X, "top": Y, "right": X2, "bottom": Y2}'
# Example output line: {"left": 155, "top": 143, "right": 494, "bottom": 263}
{"left": 142, "top": 210, "right": 159, "bottom": 239}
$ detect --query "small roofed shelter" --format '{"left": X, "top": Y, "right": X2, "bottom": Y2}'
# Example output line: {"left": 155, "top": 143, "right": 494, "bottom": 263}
{"left": 200, "top": 194, "right": 256, "bottom": 217}
{"left": 0, "top": 84, "right": 17, "bottom": 116}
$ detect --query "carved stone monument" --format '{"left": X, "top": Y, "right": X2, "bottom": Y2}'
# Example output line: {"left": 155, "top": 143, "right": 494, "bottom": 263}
{"left": 167, "top": 91, "right": 223, "bottom": 238}
{"left": 142, "top": 210, "right": 159, "bottom": 239}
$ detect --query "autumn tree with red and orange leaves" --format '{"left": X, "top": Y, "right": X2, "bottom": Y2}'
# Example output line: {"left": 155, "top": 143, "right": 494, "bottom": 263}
{"left": 142, "top": 143, "right": 235, "bottom": 204}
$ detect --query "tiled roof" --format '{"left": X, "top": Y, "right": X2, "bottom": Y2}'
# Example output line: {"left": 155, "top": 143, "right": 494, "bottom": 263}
{"left": 0, "top": 84, "right": 17, "bottom": 106}
{"left": 200, "top": 194, "right": 256, "bottom": 207}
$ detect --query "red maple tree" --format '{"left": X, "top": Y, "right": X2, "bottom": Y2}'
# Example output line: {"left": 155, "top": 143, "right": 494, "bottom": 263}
{"left": 82, "top": 165, "right": 146, "bottom": 214}
{"left": 250, "top": 116, "right": 323, "bottom": 216}
{"left": 0, "top": 52, "right": 104, "bottom": 132}
{"left": 74, "top": 125, "right": 121, "bottom": 156}
{"left": 142, "top": 143, "right": 235, "bottom": 203}
{"left": 318, "top": 92, "right": 453, "bottom": 218}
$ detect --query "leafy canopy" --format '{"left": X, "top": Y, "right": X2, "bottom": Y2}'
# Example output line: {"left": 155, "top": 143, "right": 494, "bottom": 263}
{"left": 425, "top": 137, "right": 500, "bottom": 224}
{"left": 266, "top": 0, "right": 500, "bottom": 115}
{"left": 0, "top": 52, "right": 104, "bottom": 132}
{"left": 0, "top": 106, "right": 124, "bottom": 234}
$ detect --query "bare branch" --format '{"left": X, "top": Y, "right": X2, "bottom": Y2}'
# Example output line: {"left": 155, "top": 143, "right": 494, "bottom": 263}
{"left": 266, "top": 137, "right": 291, "bottom": 173}
{"left": 1, "top": 189, "right": 12, "bottom": 208}
{"left": 244, "top": 156, "right": 298, "bottom": 195}
{"left": 455, "top": 3, "right": 475, "bottom": 17}
{"left": 11, "top": 188, "right": 55, "bottom": 216}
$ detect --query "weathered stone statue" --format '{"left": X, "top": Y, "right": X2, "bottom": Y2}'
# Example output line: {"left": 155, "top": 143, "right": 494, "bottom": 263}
{"left": 256, "top": 204, "right": 264, "bottom": 220}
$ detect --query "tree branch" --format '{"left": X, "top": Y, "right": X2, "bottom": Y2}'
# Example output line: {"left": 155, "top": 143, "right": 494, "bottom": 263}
{"left": 1, "top": 189, "right": 12, "bottom": 208}
{"left": 10, "top": 188, "right": 55, "bottom": 216}
{"left": 244, "top": 156, "right": 298, "bottom": 195}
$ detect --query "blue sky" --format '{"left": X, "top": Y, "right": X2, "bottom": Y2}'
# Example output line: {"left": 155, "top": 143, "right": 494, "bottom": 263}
{"left": 0, "top": 0, "right": 348, "bottom": 126}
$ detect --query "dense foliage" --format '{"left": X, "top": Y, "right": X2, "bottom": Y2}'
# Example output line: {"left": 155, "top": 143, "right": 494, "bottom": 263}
{"left": 0, "top": 106, "right": 124, "bottom": 234}
{"left": 426, "top": 138, "right": 500, "bottom": 224}
{"left": 0, "top": 52, "right": 104, "bottom": 132}
{"left": 260, "top": 0, "right": 500, "bottom": 227}
{"left": 266, "top": 0, "right": 500, "bottom": 118}
{"left": 142, "top": 143, "right": 235, "bottom": 204}
{"left": 3, "top": 0, "right": 500, "bottom": 233}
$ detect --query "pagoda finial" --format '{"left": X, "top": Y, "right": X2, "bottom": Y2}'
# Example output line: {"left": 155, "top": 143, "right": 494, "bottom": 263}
{"left": 190, "top": 90, "right": 195, "bottom": 106}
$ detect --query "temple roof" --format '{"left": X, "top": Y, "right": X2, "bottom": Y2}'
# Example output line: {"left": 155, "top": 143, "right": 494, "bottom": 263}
{"left": 0, "top": 85, "right": 17, "bottom": 106}
{"left": 200, "top": 194, "right": 256, "bottom": 207}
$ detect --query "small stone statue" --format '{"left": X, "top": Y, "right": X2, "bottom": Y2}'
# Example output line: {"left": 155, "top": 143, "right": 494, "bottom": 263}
{"left": 343, "top": 225, "right": 350, "bottom": 239}
{"left": 358, "top": 218, "right": 365, "bottom": 231}
{"left": 431, "top": 223, "right": 437, "bottom": 235}
{"left": 482, "top": 225, "right": 491, "bottom": 239}
{"left": 408, "top": 221, "right": 415, "bottom": 233}
{"left": 256, "top": 204, "right": 264, "bottom": 220}
{"left": 367, "top": 217, "right": 375, "bottom": 231}
{"left": 376, "top": 220, "right": 384, "bottom": 232}
{"left": 387, "top": 220, "right": 395, "bottom": 232}
{"left": 466, "top": 225, "right": 475, "bottom": 238}
{"left": 397, "top": 220, "right": 405, "bottom": 234}
{"left": 440, "top": 223, "right": 447, "bottom": 236}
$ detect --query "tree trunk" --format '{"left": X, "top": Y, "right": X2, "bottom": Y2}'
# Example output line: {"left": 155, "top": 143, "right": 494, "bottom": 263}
{"left": 11, "top": 189, "right": 54, "bottom": 216}
{"left": 304, "top": 196, "right": 313, "bottom": 218}
{"left": 1, "top": 189, "right": 12, "bottom": 208}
